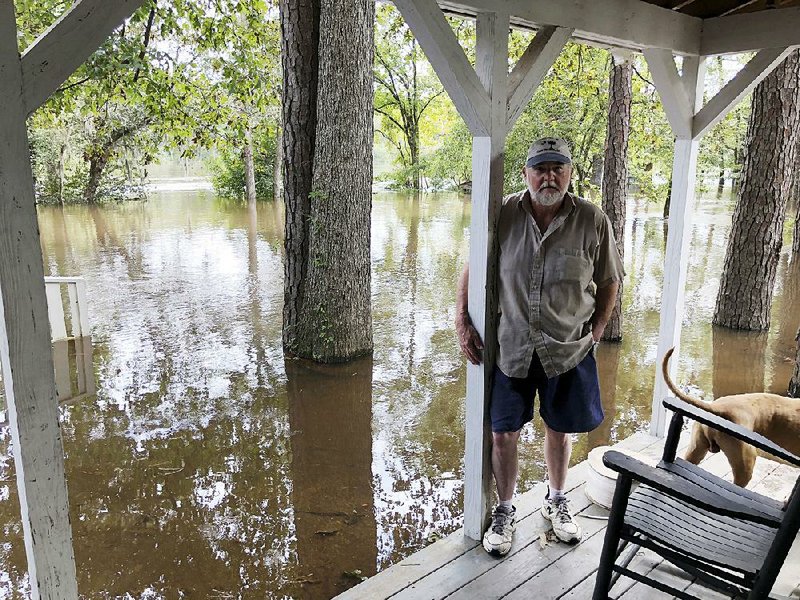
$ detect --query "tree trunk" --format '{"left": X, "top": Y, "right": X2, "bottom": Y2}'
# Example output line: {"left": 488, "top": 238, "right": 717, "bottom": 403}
{"left": 713, "top": 50, "right": 800, "bottom": 330}
{"left": 281, "top": 0, "right": 320, "bottom": 352}
{"left": 243, "top": 126, "right": 257, "bottom": 205}
{"left": 794, "top": 200, "right": 800, "bottom": 255}
{"left": 600, "top": 56, "right": 632, "bottom": 342}
{"left": 281, "top": 0, "right": 374, "bottom": 362}
{"left": 790, "top": 327, "right": 800, "bottom": 397}
{"left": 409, "top": 121, "right": 420, "bottom": 190}
{"left": 83, "top": 148, "right": 111, "bottom": 204}
{"left": 82, "top": 123, "right": 141, "bottom": 203}
{"left": 298, "top": 0, "right": 374, "bottom": 361}
{"left": 273, "top": 119, "right": 283, "bottom": 200}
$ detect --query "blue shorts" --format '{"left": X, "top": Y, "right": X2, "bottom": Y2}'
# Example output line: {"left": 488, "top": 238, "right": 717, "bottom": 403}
{"left": 490, "top": 350, "right": 603, "bottom": 434}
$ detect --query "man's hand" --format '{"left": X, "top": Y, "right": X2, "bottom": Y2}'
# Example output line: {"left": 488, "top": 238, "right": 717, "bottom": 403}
{"left": 590, "top": 281, "right": 619, "bottom": 342}
{"left": 456, "top": 314, "right": 484, "bottom": 365}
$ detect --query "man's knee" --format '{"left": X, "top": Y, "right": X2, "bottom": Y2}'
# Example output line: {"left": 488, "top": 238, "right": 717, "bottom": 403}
{"left": 492, "top": 430, "right": 520, "bottom": 450}
{"left": 545, "top": 426, "right": 570, "bottom": 448}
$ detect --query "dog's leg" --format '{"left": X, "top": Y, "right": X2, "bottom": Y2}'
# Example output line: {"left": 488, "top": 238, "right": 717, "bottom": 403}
{"left": 717, "top": 434, "right": 757, "bottom": 487}
{"left": 684, "top": 424, "right": 710, "bottom": 465}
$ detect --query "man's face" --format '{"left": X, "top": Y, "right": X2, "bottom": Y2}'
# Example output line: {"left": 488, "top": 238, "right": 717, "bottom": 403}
{"left": 522, "top": 162, "right": 571, "bottom": 207}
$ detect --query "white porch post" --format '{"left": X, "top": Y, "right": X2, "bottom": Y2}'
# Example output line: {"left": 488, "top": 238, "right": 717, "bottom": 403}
{"left": 0, "top": 1, "right": 78, "bottom": 597}
{"left": 645, "top": 46, "right": 793, "bottom": 436}
{"left": 650, "top": 137, "right": 700, "bottom": 435}
{"left": 464, "top": 11, "right": 509, "bottom": 540}
{"left": 644, "top": 52, "right": 705, "bottom": 436}
{"left": 393, "top": 0, "right": 569, "bottom": 538}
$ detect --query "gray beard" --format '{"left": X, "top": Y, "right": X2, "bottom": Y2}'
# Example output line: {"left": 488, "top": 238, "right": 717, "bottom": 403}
{"left": 528, "top": 184, "right": 564, "bottom": 207}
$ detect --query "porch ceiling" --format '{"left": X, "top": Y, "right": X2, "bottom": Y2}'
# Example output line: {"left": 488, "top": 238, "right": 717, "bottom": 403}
{"left": 643, "top": 0, "right": 800, "bottom": 19}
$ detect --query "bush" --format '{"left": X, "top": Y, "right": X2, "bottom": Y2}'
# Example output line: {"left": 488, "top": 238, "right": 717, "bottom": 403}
{"left": 209, "top": 124, "right": 278, "bottom": 201}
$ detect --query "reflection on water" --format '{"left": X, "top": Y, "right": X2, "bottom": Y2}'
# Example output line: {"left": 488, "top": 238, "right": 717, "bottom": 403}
{"left": 0, "top": 189, "right": 798, "bottom": 598}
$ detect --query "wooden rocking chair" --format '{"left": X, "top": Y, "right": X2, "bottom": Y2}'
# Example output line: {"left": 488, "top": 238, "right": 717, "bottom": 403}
{"left": 592, "top": 396, "right": 800, "bottom": 600}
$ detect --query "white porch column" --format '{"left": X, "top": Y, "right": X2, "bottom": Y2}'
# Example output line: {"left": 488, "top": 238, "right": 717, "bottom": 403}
{"left": 645, "top": 53, "right": 705, "bottom": 436}
{"left": 650, "top": 138, "right": 700, "bottom": 435}
{"left": 0, "top": 2, "right": 78, "bottom": 597}
{"left": 392, "top": 0, "right": 568, "bottom": 539}
{"left": 464, "top": 11, "right": 509, "bottom": 540}
{"left": 644, "top": 47, "right": 793, "bottom": 435}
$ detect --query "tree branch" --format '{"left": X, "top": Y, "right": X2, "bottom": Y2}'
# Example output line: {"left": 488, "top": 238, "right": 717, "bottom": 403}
{"left": 133, "top": 4, "right": 158, "bottom": 84}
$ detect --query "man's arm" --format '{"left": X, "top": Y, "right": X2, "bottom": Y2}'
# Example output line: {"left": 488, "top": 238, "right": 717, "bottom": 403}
{"left": 590, "top": 282, "right": 619, "bottom": 342}
{"left": 456, "top": 263, "right": 484, "bottom": 364}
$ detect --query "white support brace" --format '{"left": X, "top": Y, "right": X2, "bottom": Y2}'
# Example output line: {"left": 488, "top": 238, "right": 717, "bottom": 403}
{"left": 692, "top": 47, "right": 795, "bottom": 139}
{"left": 506, "top": 26, "right": 573, "bottom": 129}
{"left": 21, "top": 0, "right": 146, "bottom": 117}
{"left": 643, "top": 49, "right": 694, "bottom": 139}
{"left": 701, "top": 7, "right": 800, "bottom": 56}
{"left": 464, "top": 10, "right": 509, "bottom": 541}
{"left": 0, "top": 2, "right": 79, "bottom": 596}
{"left": 393, "top": 0, "right": 491, "bottom": 135}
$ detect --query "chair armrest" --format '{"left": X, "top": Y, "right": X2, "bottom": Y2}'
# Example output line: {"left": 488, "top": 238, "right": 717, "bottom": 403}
{"left": 663, "top": 396, "right": 800, "bottom": 467}
{"left": 602, "top": 450, "right": 783, "bottom": 526}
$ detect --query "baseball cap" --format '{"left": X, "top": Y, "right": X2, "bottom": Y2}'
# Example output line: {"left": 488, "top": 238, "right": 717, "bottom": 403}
{"left": 525, "top": 137, "right": 572, "bottom": 167}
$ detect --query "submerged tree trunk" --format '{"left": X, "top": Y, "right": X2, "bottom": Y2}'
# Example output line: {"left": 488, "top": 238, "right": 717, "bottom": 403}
{"left": 82, "top": 123, "right": 142, "bottom": 203}
{"left": 790, "top": 327, "right": 800, "bottom": 397}
{"left": 83, "top": 148, "right": 111, "bottom": 204}
{"left": 281, "top": 0, "right": 374, "bottom": 362}
{"left": 243, "top": 126, "right": 257, "bottom": 205}
{"left": 713, "top": 50, "right": 800, "bottom": 330}
{"left": 600, "top": 56, "right": 632, "bottom": 342}
{"left": 281, "top": 0, "right": 320, "bottom": 353}
{"left": 273, "top": 118, "right": 283, "bottom": 200}
{"left": 295, "top": 0, "right": 374, "bottom": 361}
{"left": 794, "top": 202, "right": 800, "bottom": 255}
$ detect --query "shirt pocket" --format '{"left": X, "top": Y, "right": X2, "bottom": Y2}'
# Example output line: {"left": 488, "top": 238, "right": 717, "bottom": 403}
{"left": 549, "top": 248, "right": 591, "bottom": 285}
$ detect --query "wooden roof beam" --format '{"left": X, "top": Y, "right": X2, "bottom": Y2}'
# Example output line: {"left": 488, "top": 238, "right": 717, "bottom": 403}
{"left": 701, "top": 7, "right": 800, "bottom": 54}
{"left": 439, "top": 0, "right": 702, "bottom": 55}
{"left": 21, "top": 0, "right": 146, "bottom": 117}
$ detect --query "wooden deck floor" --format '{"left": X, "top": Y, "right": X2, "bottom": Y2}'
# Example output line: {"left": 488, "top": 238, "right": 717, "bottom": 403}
{"left": 336, "top": 431, "right": 800, "bottom": 600}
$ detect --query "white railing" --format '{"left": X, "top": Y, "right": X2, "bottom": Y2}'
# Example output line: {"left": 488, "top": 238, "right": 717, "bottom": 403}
{"left": 44, "top": 277, "right": 90, "bottom": 341}
{"left": 2, "top": 278, "right": 92, "bottom": 423}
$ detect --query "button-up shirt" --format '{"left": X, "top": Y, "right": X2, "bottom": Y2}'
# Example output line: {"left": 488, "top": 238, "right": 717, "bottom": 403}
{"left": 496, "top": 190, "right": 624, "bottom": 379}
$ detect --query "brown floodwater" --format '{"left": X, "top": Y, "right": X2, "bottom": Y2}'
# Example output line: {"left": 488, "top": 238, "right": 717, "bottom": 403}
{"left": 0, "top": 188, "right": 798, "bottom": 599}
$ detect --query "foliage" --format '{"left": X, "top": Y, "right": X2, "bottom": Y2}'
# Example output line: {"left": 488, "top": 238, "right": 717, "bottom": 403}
{"left": 18, "top": 0, "right": 281, "bottom": 203}
{"left": 373, "top": 4, "right": 447, "bottom": 189}
{"left": 209, "top": 124, "right": 278, "bottom": 200}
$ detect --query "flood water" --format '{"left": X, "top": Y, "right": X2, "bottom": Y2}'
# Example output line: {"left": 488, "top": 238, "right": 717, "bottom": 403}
{"left": 1, "top": 188, "right": 798, "bottom": 599}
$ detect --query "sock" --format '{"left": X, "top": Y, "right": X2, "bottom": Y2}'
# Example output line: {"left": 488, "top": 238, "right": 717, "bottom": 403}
{"left": 548, "top": 487, "right": 566, "bottom": 500}
{"left": 499, "top": 499, "right": 514, "bottom": 511}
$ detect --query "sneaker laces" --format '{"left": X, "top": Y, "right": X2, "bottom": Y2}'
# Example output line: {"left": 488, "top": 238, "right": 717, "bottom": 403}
{"left": 552, "top": 497, "right": 574, "bottom": 525}
{"left": 491, "top": 507, "right": 513, "bottom": 533}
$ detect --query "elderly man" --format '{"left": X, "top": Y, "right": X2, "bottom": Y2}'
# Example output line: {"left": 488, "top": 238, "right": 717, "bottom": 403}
{"left": 456, "top": 137, "right": 623, "bottom": 556}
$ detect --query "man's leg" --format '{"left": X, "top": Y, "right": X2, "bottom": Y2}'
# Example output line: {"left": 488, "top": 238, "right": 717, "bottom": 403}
{"left": 492, "top": 430, "right": 520, "bottom": 501}
{"left": 482, "top": 430, "right": 520, "bottom": 556}
{"left": 541, "top": 424, "right": 582, "bottom": 544}
{"left": 543, "top": 424, "right": 571, "bottom": 492}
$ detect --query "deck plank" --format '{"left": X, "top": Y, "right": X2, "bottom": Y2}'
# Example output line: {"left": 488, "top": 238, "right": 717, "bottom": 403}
{"left": 333, "top": 432, "right": 800, "bottom": 600}
{"left": 390, "top": 463, "right": 594, "bottom": 600}
{"left": 448, "top": 486, "right": 608, "bottom": 599}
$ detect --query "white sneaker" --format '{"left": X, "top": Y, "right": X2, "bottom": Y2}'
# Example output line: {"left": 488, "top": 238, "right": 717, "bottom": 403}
{"left": 541, "top": 495, "right": 582, "bottom": 544}
{"left": 482, "top": 504, "right": 516, "bottom": 556}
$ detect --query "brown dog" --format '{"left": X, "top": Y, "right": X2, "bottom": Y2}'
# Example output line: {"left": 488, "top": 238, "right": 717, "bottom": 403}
{"left": 662, "top": 347, "right": 800, "bottom": 487}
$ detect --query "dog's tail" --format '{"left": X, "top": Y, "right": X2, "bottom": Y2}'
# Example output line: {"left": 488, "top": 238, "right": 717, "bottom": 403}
{"left": 661, "top": 347, "right": 714, "bottom": 410}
